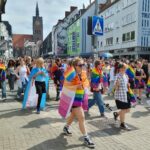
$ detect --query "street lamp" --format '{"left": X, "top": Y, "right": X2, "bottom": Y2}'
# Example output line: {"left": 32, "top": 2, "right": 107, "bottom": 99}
{"left": 0, "top": 0, "right": 7, "bottom": 22}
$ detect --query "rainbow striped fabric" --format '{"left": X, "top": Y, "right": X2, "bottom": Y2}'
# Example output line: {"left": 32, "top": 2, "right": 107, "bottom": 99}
{"left": 64, "top": 67, "right": 76, "bottom": 82}
{"left": 147, "top": 79, "right": 150, "bottom": 93}
{"left": 91, "top": 68, "right": 103, "bottom": 89}
{"left": 73, "top": 89, "right": 85, "bottom": 106}
{"left": 128, "top": 88, "right": 136, "bottom": 103}
{"left": 126, "top": 66, "right": 135, "bottom": 79}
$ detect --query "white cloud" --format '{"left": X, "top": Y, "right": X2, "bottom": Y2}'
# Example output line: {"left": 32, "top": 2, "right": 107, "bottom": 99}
{"left": 3, "top": 0, "right": 93, "bottom": 38}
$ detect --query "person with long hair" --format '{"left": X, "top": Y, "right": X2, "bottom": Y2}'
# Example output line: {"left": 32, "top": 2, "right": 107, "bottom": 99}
{"left": 113, "top": 63, "right": 132, "bottom": 130}
{"left": 62, "top": 57, "right": 95, "bottom": 148}
{"left": 15, "top": 58, "right": 30, "bottom": 99}
{"left": 134, "top": 61, "right": 146, "bottom": 104}
{"left": 7, "top": 59, "right": 16, "bottom": 91}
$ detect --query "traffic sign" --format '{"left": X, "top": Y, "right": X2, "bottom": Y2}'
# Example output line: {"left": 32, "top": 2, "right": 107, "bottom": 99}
{"left": 92, "top": 16, "right": 104, "bottom": 36}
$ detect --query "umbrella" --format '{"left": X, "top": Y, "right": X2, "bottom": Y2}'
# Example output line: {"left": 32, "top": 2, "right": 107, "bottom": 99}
{"left": 100, "top": 52, "right": 113, "bottom": 58}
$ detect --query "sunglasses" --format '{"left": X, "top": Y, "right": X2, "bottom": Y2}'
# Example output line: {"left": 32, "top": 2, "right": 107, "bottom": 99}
{"left": 77, "top": 64, "right": 85, "bottom": 67}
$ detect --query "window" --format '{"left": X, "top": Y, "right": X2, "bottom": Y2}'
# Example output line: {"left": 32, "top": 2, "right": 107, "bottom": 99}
{"left": 131, "top": 31, "right": 135, "bottom": 40}
{"left": 143, "top": 0, "right": 145, "bottom": 11}
{"left": 126, "top": 32, "right": 130, "bottom": 41}
{"left": 122, "top": 34, "right": 126, "bottom": 42}
{"left": 122, "top": 31, "right": 135, "bottom": 42}
{"left": 106, "top": 37, "right": 113, "bottom": 46}
{"left": 116, "top": 37, "right": 119, "bottom": 43}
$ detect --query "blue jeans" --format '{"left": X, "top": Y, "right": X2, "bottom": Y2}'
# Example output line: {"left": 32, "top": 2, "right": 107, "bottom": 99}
{"left": 17, "top": 80, "right": 28, "bottom": 97}
{"left": 88, "top": 91, "right": 105, "bottom": 114}
{"left": 0, "top": 81, "right": 6, "bottom": 98}
{"left": 108, "top": 81, "right": 114, "bottom": 94}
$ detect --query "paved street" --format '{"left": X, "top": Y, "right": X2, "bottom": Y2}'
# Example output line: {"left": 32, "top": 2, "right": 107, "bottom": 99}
{"left": 0, "top": 84, "right": 150, "bottom": 150}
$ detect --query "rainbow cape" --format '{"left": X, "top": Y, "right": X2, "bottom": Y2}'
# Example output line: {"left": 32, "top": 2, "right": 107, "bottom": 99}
{"left": 0, "top": 64, "right": 6, "bottom": 70}
{"left": 64, "top": 67, "right": 76, "bottom": 82}
{"left": 126, "top": 66, "right": 135, "bottom": 79}
{"left": 128, "top": 88, "right": 136, "bottom": 103}
{"left": 147, "top": 79, "right": 150, "bottom": 93}
{"left": 59, "top": 68, "right": 89, "bottom": 118}
{"left": 91, "top": 68, "right": 103, "bottom": 89}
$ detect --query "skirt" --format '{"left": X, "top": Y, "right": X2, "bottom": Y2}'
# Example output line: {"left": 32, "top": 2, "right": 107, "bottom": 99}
{"left": 115, "top": 93, "right": 131, "bottom": 109}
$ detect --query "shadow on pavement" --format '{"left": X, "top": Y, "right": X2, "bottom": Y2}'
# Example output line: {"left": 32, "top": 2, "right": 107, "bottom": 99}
{"left": 27, "top": 133, "right": 84, "bottom": 150}
{"left": 0, "top": 109, "right": 34, "bottom": 119}
{"left": 22, "top": 117, "right": 65, "bottom": 128}
{"left": 88, "top": 119, "right": 138, "bottom": 136}
{"left": 131, "top": 110, "right": 150, "bottom": 118}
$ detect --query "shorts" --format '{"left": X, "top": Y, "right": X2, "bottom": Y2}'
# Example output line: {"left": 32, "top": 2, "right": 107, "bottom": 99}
{"left": 35, "top": 81, "right": 46, "bottom": 94}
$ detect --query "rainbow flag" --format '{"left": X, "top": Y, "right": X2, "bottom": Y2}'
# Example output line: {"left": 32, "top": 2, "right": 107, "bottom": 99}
{"left": 147, "top": 79, "right": 150, "bottom": 93}
{"left": 91, "top": 68, "right": 103, "bottom": 88}
{"left": 64, "top": 67, "right": 76, "bottom": 82}
{"left": 58, "top": 85, "right": 77, "bottom": 118}
{"left": 128, "top": 88, "right": 136, "bottom": 104}
{"left": 0, "top": 64, "right": 6, "bottom": 70}
{"left": 126, "top": 66, "right": 135, "bottom": 79}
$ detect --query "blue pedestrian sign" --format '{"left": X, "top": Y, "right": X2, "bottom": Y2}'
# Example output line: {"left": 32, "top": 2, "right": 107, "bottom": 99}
{"left": 92, "top": 16, "right": 104, "bottom": 36}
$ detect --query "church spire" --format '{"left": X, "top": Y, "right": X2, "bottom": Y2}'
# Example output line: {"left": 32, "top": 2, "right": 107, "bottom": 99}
{"left": 36, "top": 2, "right": 39, "bottom": 17}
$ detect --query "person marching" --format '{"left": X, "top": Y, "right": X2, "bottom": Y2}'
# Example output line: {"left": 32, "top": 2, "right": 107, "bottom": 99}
{"left": 0, "top": 59, "right": 7, "bottom": 101}
{"left": 113, "top": 63, "right": 132, "bottom": 130}
{"left": 50, "top": 58, "right": 64, "bottom": 101}
{"left": 60, "top": 57, "right": 95, "bottom": 148}
{"left": 134, "top": 61, "right": 146, "bottom": 104}
{"left": 88, "top": 60, "right": 106, "bottom": 117}
{"left": 15, "top": 58, "right": 30, "bottom": 99}
{"left": 32, "top": 58, "right": 49, "bottom": 114}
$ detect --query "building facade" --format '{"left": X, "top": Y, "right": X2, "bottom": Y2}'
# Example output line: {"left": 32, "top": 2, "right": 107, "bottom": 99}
{"left": 97, "top": 0, "right": 150, "bottom": 59}
{"left": 0, "top": 21, "right": 13, "bottom": 59}
{"left": 67, "top": 2, "right": 96, "bottom": 57}
{"left": 40, "top": 32, "right": 52, "bottom": 57}
{"left": 52, "top": 6, "right": 79, "bottom": 57}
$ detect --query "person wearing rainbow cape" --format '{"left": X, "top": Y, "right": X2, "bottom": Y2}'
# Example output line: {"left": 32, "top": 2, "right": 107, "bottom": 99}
{"left": 59, "top": 57, "right": 95, "bottom": 148}
{"left": 88, "top": 59, "right": 106, "bottom": 117}
{"left": 146, "top": 77, "right": 150, "bottom": 98}
{"left": 22, "top": 58, "right": 49, "bottom": 114}
{"left": 0, "top": 59, "right": 7, "bottom": 101}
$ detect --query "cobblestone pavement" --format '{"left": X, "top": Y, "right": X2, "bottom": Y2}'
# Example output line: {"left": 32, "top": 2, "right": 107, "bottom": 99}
{"left": 0, "top": 85, "right": 150, "bottom": 150}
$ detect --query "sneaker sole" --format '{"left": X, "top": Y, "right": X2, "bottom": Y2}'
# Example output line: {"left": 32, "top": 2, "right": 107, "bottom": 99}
{"left": 84, "top": 142, "right": 95, "bottom": 148}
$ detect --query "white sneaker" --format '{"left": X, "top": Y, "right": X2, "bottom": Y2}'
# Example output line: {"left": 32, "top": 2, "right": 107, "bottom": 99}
{"left": 2, "top": 97, "right": 6, "bottom": 101}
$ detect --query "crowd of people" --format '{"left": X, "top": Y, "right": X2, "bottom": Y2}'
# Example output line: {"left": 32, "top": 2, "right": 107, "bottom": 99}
{"left": 0, "top": 56, "right": 150, "bottom": 148}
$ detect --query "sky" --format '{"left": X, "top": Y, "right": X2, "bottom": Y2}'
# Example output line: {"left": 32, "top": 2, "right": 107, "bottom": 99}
{"left": 3, "top": 0, "right": 94, "bottom": 38}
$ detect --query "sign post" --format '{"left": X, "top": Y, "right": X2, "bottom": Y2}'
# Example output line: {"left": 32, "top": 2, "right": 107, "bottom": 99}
{"left": 92, "top": 16, "right": 104, "bottom": 36}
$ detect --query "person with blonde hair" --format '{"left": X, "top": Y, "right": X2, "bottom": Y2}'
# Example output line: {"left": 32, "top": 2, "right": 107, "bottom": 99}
{"left": 59, "top": 57, "right": 95, "bottom": 148}
{"left": 22, "top": 58, "right": 49, "bottom": 113}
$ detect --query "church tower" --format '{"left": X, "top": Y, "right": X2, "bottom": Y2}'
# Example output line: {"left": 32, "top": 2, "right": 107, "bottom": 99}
{"left": 33, "top": 2, "right": 43, "bottom": 42}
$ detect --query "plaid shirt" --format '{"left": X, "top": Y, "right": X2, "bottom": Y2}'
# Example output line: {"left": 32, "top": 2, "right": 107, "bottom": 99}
{"left": 114, "top": 73, "right": 128, "bottom": 103}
